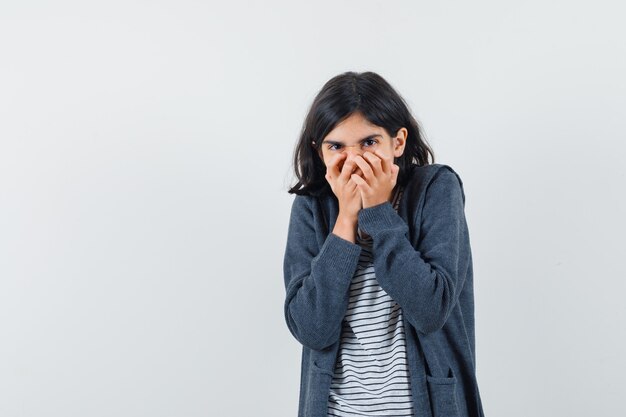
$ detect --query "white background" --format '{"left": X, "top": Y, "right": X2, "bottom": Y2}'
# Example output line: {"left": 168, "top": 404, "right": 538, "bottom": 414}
{"left": 1, "top": 1, "right": 625, "bottom": 416}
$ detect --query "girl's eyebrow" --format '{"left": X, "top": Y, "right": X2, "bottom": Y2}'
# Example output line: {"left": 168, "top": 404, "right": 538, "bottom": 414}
{"left": 321, "top": 134, "right": 382, "bottom": 146}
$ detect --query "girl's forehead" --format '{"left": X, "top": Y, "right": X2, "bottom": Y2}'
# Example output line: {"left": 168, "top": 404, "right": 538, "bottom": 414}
{"left": 324, "top": 118, "right": 385, "bottom": 143}
{"left": 334, "top": 112, "right": 378, "bottom": 130}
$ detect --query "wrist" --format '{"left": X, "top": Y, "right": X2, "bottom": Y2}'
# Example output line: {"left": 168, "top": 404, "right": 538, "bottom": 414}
{"left": 333, "top": 213, "right": 358, "bottom": 243}
{"left": 336, "top": 212, "right": 357, "bottom": 227}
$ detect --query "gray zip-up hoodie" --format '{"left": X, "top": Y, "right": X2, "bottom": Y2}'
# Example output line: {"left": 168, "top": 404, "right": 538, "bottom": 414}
{"left": 283, "top": 163, "right": 485, "bottom": 417}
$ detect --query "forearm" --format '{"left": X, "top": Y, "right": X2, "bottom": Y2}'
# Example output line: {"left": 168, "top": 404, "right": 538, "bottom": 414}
{"left": 357, "top": 193, "right": 469, "bottom": 335}
{"left": 367, "top": 221, "right": 459, "bottom": 334}
{"left": 332, "top": 212, "right": 358, "bottom": 243}
{"left": 284, "top": 231, "right": 362, "bottom": 350}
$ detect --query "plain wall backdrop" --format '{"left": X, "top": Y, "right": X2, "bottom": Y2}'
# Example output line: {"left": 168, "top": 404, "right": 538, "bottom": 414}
{"left": 1, "top": 1, "right": 625, "bottom": 416}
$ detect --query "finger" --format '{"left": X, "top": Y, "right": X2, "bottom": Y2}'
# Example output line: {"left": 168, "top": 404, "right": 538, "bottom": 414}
{"left": 339, "top": 156, "right": 357, "bottom": 182}
{"left": 361, "top": 151, "right": 382, "bottom": 180}
{"left": 328, "top": 153, "right": 347, "bottom": 179}
{"left": 370, "top": 149, "right": 390, "bottom": 175}
{"left": 353, "top": 154, "right": 375, "bottom": 183}
{"left": 346, "top": 177, "right": 357, "bottom": 192}
{"left": 351, "top": 173, "right": 371, "bottom": 192}
{"left": 391, "top": 163, "right": 400, "bottom": 183}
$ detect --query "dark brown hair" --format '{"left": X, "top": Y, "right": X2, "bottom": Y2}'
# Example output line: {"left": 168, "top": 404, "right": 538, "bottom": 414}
{"left": 287, "top": 71, "right": 435, "bottom": 197}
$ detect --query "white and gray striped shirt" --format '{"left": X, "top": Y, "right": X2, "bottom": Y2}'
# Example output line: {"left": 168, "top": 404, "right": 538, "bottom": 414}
{"left": 327, "top": 185, "right": 415, "bottom": 417}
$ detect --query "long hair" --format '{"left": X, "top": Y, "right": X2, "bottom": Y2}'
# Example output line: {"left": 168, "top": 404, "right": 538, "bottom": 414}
{"left": 288, "top": 71, "right": 435, "bottom": 197}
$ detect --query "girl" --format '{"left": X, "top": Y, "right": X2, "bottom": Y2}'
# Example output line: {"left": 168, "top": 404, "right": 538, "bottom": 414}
{"left": 283, "top": 71, "right": 485, "bottom": 417}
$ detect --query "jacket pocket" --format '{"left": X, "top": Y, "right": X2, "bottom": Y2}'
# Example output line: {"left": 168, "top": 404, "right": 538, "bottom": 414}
{"left": 312, "top": 360, "right": 335, "bottom": 377}
{"left": 426, "top": 368, "right": 460, "bottom": 417}
{"left": 306, "top": 360, "right": 334, "bottom": 416}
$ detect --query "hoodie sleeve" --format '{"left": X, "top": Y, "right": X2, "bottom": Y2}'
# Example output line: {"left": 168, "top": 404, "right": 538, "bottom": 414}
{"left": 356, "top": 167, "right": 471, "bottom": 335}
{"left": 283, "top": 195, "right": 363, "bottom": 350}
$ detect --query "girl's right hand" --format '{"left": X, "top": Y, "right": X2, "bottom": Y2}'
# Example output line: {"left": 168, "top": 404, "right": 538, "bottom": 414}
{"left": 325, "top": 153, "right": 363, "bottom": 219}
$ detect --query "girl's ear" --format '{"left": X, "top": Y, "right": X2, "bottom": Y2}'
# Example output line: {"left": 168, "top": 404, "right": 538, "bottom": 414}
{"left": 393, "top": 127, "right": 408, "bottom": 157}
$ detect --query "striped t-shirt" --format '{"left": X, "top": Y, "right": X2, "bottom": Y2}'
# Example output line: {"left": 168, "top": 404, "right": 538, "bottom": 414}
{"left": 327, "top": 185, "right": 415, "bottom": 417}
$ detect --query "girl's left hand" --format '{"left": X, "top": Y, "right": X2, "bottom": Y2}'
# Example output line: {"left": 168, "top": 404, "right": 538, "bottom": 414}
{"left": 350, "top": 149, "right": 400, "bottom": 209}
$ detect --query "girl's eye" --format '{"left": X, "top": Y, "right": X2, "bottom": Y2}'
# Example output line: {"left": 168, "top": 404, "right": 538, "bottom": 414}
{"left": 328, "top": 139, "right": 378, "bottom": 151}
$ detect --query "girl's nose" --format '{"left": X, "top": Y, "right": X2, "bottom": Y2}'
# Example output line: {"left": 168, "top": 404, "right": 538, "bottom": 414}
{"left": 343, "top": 147, "right": 362, "bottom": 158}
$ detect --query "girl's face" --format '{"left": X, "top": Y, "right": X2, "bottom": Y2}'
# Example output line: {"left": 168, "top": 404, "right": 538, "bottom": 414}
{"left": 317, "top": 112, "right": 407, "bottom": 175}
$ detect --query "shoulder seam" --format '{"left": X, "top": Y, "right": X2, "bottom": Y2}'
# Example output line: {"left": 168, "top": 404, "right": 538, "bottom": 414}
{"left": 427, "top": 165, "right": 466, "bottom": 205}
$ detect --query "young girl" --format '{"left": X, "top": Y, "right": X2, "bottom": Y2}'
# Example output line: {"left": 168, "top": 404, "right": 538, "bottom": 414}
{"left": 283, "top": 71, "right": 485, "bottom": 417}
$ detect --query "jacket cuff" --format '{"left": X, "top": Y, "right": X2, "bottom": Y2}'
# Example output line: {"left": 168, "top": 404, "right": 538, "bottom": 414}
{"left": 314, "top": 232, "right": 363, "bottom": 286}
{"left": 357, "top": 201, "right": 403, "bottom": 237}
